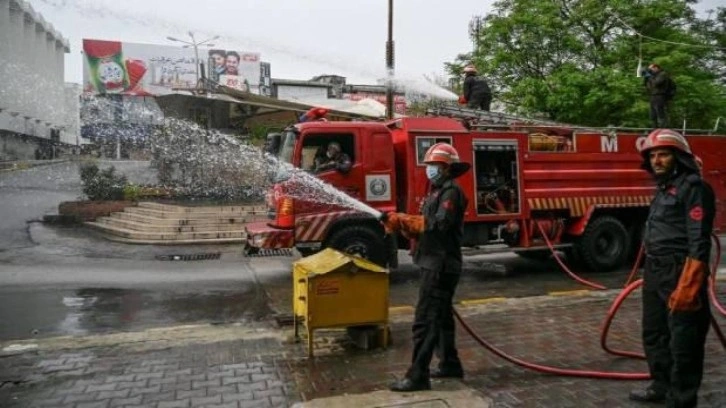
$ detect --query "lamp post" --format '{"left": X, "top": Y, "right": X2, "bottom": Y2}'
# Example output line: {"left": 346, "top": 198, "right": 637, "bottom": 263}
{"left": 385, "top": 0, "right": 395, "bottom": 120}
{"left": 166, "top": 32, "right": 220, "bottom": 83}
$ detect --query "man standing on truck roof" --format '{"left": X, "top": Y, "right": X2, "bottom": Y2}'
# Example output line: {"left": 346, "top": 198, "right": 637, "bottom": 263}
{"left": 630, "top": 129, "right": 715, "bottom": 407}
{"left": 460, "top": 64, "right": 492, "bottom": 111}
{"left": 643, "top": 63, "right": 676, "bottom": 129}
{"left": 381, "top": 143, "right": 470, "bottom": 392}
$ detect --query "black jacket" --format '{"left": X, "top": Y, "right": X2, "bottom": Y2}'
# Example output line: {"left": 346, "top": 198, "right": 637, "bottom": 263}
{"left": 644, "top": 171, "right": 715, "bottom": 262}
{"left": 645, "top": 70, "right": 670, "bottom": 97}
{"left": 413, "top": 179, "right": 468, "bottom": 272}
{"left": 463, "top": 74, "right": 491, "bottom": 103}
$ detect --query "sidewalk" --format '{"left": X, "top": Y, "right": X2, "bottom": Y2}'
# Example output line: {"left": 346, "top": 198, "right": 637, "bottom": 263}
{"left": 1, "top": 291, "right": 724, "bottom": 407}
{"left": 0, "top": 159, "right": 69, "bottom": 172}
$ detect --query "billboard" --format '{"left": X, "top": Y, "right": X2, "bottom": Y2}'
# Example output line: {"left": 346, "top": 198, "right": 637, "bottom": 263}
{"left": 82, "top": 39, "right": 261, "bottom": 96}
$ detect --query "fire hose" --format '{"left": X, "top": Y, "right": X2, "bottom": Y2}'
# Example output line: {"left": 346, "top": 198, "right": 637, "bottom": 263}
{"left": 451, "top": 224, "right": 726, "bottom": 380}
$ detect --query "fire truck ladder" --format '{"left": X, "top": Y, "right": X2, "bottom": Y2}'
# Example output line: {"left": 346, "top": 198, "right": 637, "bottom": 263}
{"left": 426, "top": 105, "right": 578, "bottom": 130}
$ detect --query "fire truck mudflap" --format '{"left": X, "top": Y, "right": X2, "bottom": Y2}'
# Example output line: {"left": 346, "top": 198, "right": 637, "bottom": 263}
{"left": 244, "top": 221, "right": 294, "bottom": 252}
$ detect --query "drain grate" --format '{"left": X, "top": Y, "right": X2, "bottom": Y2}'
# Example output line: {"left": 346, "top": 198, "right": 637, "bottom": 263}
{"left": 155, "top": 253, "right": 222, "bottom": 261}
{"left": 243, "top": 248, "right": 293, "bottom": 257}
{"left": 273, "top": 314, "right": 295, "bottom": 327}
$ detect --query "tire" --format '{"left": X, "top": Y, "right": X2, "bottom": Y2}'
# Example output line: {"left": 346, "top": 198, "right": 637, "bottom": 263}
{"left": 576, "top": 215, "right": 630, "bottom": 272}
{"left": 326, "top": 225, "right": 387, "bottom": 267}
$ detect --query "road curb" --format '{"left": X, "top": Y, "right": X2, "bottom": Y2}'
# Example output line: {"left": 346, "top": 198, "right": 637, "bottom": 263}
{"left": 0, "top": 159, "right": 69, "bottom": 172}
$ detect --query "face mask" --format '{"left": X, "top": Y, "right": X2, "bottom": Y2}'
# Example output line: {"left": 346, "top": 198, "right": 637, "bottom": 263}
{"left": 425, "top": 165, "right": 441, "bottom": 182}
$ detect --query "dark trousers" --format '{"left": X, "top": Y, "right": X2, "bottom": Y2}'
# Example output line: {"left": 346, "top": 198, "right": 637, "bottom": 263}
{"left": 650, "top": 95, "right": 669, "bottom": 128}
{"left": 468, "top": 94, "right": 492, "bottom": 112}
{"left": 405, "top": 265, "right": 461, "bottom": 380}
{"left": 642, "top": 254, "right": 711, "bottom": 408}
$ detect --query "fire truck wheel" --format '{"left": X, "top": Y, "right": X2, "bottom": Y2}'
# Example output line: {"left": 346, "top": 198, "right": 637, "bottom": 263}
{"left": 578, "top": 215, "right": 630, "bottom": 272}
{"left": 327, "top": 225, "right": 387, "bottom": 267}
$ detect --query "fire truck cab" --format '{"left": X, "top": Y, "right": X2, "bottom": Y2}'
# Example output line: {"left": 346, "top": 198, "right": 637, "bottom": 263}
{"left": 245, "top": 109, "right": 726, "bottom": 272}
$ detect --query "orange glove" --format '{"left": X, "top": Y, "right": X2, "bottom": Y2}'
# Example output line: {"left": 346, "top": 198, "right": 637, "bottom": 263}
{"left": 381, "top": 212, "right": 401, "bottom": 234}
{"left": 399, "top": 214, "right": 424, "bottom": 236}
{"left": 458, "top": 95, "right": 468, "bottom": 105}
{"left": 381, "top": 213, "right": 424, "bottom": 237}
{"left": 669, "top": 257, "right": 707, "bottom": 312}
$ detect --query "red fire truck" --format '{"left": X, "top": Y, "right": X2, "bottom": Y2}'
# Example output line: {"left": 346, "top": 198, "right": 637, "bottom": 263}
{"left": 245, "top": 106, "right": 726, "bottom": 271}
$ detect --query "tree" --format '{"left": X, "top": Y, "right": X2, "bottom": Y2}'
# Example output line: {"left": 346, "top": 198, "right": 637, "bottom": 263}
{"left": 446, "top": 0, "right": 726, "bottom": 129}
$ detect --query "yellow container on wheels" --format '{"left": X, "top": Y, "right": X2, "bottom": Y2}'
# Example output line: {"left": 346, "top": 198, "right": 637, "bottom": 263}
{"left": 292, "top": 248, "right": 389, "bottom": 357}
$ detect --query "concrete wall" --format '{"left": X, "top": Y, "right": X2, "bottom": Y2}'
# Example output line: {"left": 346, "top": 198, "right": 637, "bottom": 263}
{"left": 276, "top": 85, "right": 328, "bottom": 102}
{"left": 0, "top": 0, "right": 73, "bottom": 159}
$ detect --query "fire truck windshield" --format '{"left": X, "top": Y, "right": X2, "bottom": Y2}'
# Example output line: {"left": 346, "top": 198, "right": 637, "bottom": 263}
{"left": 277, "top": 130, "right": 296, "bottom": 164}
{"left": 272, "top": 130, "right": 297, "bottom": 182}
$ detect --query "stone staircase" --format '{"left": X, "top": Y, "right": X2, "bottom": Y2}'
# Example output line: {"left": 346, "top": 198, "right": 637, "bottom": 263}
{"left": 86, "top": 202, "right": 268, "bottom": 244}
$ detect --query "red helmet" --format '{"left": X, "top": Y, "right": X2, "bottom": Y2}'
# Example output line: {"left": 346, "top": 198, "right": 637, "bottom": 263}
{"left": 423, "top": 143, "right": 471, "bottom": 178}
{"left": 641, "top": 129, "right": 692, "bottom": 156}
{"left": 424, "top": 143, "right": 461, "bottom": 165}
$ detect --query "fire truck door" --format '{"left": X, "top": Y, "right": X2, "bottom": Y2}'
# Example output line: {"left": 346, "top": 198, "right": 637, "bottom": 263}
{"left": 472, "top": 140, "right": 520, "bottom": 215}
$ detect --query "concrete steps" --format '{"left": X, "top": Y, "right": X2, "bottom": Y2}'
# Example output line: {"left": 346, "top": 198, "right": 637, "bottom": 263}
{"left": 87, "top": 201, "right": 268, "bottom": 244}
{"left": 95, "top": 217, "right": 249, "bottom": 233}
{"left": 108, "top": 212, "right": 250, "bottom": 226}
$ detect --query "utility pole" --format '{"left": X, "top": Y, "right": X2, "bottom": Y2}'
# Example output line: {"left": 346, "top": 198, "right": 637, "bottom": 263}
{"left": 385, "top": 0, "right": 395, "bottom": 120}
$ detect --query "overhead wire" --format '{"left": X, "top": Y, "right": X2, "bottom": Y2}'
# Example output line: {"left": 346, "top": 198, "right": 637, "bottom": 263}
{"left": 609, "top": 12, "right": 726, "bottom": 51}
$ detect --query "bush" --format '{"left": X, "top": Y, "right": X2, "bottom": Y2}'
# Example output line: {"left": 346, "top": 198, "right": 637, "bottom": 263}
{"left": 123, "top": 183, "right": 142, "bottom": 201}
{"left": 79, "top": 163, "right": 128, "bottom": 201}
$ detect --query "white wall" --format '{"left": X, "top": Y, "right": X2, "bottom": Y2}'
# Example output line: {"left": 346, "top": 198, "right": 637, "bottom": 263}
{"left": 276, "top": 85, "right": 328, "bottom": 102}
{"left": 0, "top": 0, "right": 72, "bottom": 153}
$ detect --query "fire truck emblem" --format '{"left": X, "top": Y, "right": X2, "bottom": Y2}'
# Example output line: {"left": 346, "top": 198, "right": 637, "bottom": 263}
{"left": 365, "top": 175, "right": 391, "bottom": 201}
{"left": 370, "top": 179, "right": 387, "bottom": 196}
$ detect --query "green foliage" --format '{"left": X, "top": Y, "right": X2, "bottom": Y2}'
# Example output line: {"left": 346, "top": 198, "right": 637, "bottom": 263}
{"left": 447, "top": 0, "right": 726, "bottom": 129}
{"left": 122, "top": 183, "right": 142, "bottom": 201}
{"left": 79, "top": 163, "right": 128, "bottom": 201}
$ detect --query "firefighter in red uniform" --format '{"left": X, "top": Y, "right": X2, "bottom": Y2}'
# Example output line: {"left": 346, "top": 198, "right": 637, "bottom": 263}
{"left": 381, "top": 143, "right": 470, "bottom": 392}
{"left": 630, "top": 129, "right": 715, "bottom": 407}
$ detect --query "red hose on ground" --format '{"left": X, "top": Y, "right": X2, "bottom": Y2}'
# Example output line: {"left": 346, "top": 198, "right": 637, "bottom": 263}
{"left": 599, "top": 279, "right": 647, "bottom": 360}
{"left": 452, "top": 308, "right": 650, "bottom": 380}
{"left": 453, "top": 227, "right": 725, "bottom": 380}
{"left": 709, "top": 234, "right": 725, "bottom": 317}
{"left": 536, "top": 222, "right": 606, "bottom": 290}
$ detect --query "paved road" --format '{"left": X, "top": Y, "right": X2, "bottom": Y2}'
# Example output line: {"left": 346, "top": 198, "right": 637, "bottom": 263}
{"left": 0, "top": 160, "right": 155, "bottom": 250}
{"left": 1, "top": 160, "right": 724, "bottom": 344}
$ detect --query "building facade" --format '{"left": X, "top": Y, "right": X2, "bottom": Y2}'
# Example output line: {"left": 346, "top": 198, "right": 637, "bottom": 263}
{"left": 0, "top": 0, "right": 77, "bottom": 160}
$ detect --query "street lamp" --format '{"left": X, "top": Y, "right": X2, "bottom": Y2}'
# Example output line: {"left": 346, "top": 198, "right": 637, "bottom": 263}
{"left": 385, "top": 0, "right": 395, "bottom": 120}
{"left": 166, "top": 32, "right": 220, "bottom": 83}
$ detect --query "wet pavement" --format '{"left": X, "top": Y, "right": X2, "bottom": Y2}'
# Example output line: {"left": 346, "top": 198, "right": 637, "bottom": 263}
{"left": 0, "top": 285, "right": 273, "bottom": 341}
{"left": 1, "top": 160, "right": 726, "bottom": 406}
{"left": 1, "top": 291, "right": 724, "bottom": 407}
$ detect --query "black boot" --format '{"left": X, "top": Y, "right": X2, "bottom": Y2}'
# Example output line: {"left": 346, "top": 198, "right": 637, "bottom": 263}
{"left": 629, "top": 387, "right": 666, "bottom": 403}
{"left": 430, "top": 367, "right": 464, "bottom": 379}
{"left": 389, "top": 377, "right": 431, "bottom": 392}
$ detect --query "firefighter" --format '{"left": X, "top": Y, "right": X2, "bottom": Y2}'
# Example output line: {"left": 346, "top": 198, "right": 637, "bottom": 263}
{"left": 314, "top": 141, "right": 352, "bottom": 174}
{"left": 381, "top": 143, "right": 470, "bottom": 392}
{"left": 643, "top": 63, "right": 675, "bottom": 128}
{"left": 460, "top": 64, "right": 492, "bottom": 111}
{"left": 630, "top": 129, "right": 715, "bottom": 407}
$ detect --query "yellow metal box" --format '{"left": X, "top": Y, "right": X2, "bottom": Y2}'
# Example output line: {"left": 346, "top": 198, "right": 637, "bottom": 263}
{"left": 292, "top": 248, "right": 389, "bottom": 357}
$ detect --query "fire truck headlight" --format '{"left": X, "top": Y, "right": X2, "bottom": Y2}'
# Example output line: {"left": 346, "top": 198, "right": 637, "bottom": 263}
{"left": 250, "top": 234, "right": 266, "bottom": 247}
